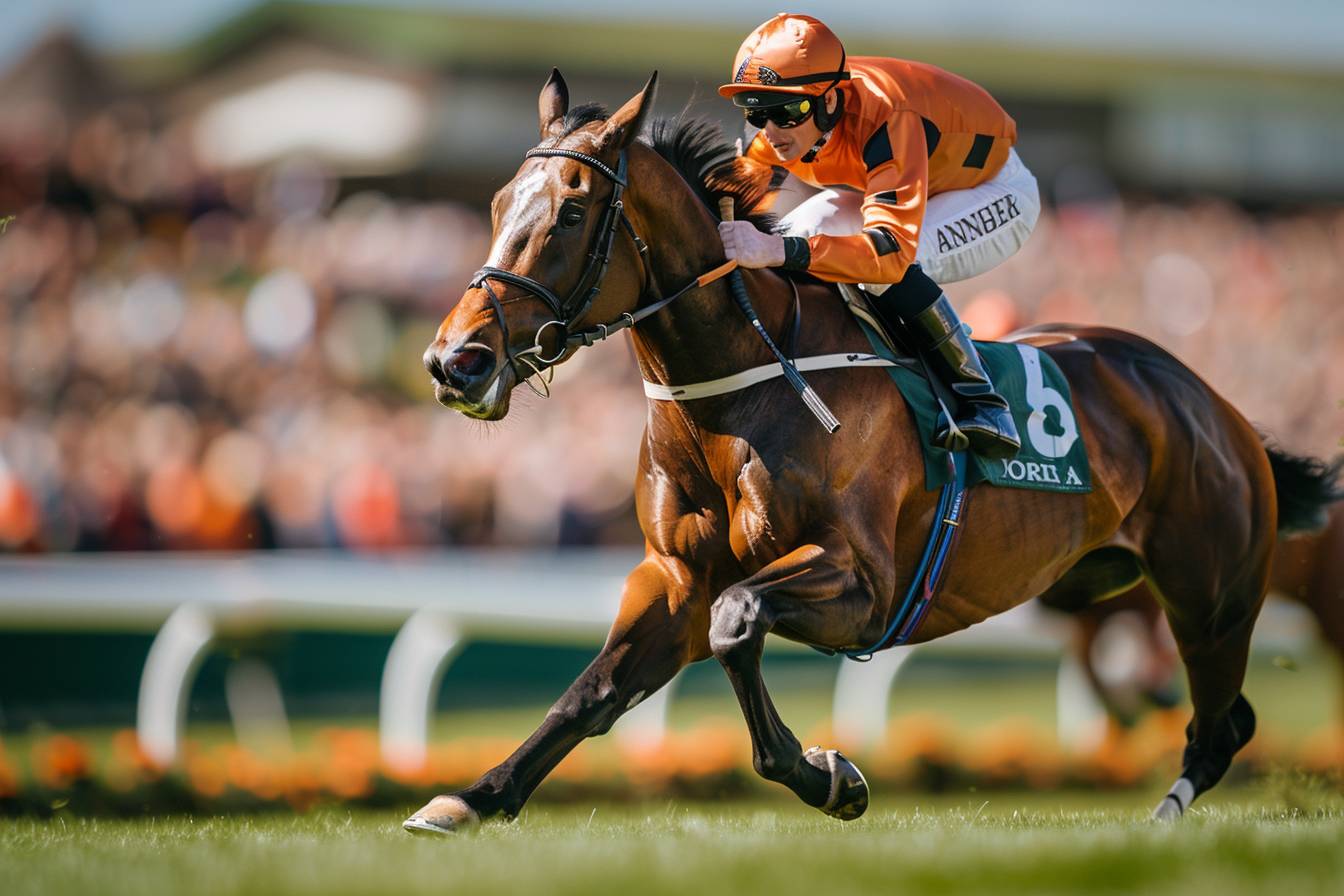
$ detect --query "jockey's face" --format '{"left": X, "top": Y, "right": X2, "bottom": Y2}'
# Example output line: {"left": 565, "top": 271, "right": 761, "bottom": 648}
{"left": 758, "top": 90, "right": 837, "bottom": 163}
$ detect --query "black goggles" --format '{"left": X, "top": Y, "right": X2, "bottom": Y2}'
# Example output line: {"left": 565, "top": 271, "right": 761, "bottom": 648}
{"left": 743, "top": 97, "right": 816, "bottom": 130}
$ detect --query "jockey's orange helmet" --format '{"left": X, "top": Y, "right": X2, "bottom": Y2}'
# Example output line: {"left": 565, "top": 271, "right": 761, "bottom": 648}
{"left": 718, "top": 14, "right": 850, "bottom": 108}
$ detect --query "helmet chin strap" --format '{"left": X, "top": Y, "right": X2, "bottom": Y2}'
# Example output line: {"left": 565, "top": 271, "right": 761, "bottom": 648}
{"left": 813, "top": 84, "right": 844, "bottom": 132}
{"left": 800, "top": 131, "right": 830, "bottom": 164}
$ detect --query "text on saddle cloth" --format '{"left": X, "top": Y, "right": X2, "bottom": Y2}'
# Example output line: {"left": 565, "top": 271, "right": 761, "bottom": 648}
{"left": 853, "top": 317, "right": 1092, "bottom": 494}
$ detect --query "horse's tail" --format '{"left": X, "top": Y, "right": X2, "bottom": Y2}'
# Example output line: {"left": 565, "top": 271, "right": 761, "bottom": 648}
{"left": 1263, "top": 440, "right": 1344, "bottom": 535}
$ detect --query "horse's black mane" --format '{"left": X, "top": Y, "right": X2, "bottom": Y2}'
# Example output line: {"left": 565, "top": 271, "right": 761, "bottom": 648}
{"left": 558, "top": 103, "right": 609, "bottom": 137}
{"left": 643, "top": 117, "right": 777, "bottom": 232}
{"left": 557, "top": 104, "right": 777, "bottom": 232}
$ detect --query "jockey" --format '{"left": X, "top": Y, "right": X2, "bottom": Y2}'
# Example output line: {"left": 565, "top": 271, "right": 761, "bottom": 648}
{"left": 718, "top": 13, "right": 1039, "bottom": 459}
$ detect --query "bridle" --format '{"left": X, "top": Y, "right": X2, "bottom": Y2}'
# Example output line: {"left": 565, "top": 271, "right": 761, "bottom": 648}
{"left": 466, "top": 136, "right": 835, "bottom": 431}
{"left": 470, "top": 145, "right": 737, "bottom": 397}
{"left": 471, "top": 146, "right": 647, "bottom": 396}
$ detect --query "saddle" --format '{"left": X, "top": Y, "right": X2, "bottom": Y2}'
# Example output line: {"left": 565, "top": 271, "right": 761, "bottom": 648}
{"left": 833, "top": 281, "right": 1092, "bottom": 495}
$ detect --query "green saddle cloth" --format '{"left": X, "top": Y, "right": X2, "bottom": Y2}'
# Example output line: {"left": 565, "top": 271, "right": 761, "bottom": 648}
{"left": 855, "top": 318, "right": 1092, "bottom": 493}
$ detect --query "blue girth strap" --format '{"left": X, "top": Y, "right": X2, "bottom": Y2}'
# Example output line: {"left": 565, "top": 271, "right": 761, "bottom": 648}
{"left": 815, "top": 450, "right": 972, "bottom": 662}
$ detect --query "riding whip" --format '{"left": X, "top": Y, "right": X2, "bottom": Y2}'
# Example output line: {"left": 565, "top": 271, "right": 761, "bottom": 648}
{"left": 719, "top": 197, "right": 841, "bottom": 433}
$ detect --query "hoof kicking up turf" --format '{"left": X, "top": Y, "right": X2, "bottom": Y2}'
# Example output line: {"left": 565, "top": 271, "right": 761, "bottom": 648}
{"left": 403, "top": 795, "right": 480, "bottom": 835}
{"left": 804, "top": 746, "right": 869, "bottom": 821}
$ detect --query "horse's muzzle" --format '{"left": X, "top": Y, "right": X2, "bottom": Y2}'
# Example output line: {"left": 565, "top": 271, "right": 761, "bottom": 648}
{"left": 426, "top": 342, "right": 496, "bottom": 392}
{"left": 425, "top": 341, "right": 509, "bottom": 417}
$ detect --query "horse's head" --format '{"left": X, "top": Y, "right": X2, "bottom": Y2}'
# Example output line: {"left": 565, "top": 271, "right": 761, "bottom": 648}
{"left": 424, "top": 69, "right": 658, "bottom": 420}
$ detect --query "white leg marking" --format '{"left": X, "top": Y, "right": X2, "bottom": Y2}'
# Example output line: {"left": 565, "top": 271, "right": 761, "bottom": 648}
{"left": 1152, "top": 776, "right": 1195, "bottom": 822}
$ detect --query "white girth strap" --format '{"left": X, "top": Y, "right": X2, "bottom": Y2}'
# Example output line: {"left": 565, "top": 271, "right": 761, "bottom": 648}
{"left": 643, "top": 352, "right": 897, "bottom": 401}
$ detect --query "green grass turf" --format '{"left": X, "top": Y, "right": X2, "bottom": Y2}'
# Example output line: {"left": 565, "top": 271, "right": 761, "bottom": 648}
{"left": 3, "top": 789, "right": 1343, "bottom": 896}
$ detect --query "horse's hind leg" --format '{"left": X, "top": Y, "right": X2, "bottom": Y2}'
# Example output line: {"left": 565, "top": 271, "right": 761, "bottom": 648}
{"left": 1152, "top": 621, "right": 1259, "bottom": 820}
{"left": 710, "top": 541, "right": 873, "bottom": 819}
{"left": 1144, "top": 556, "right": 1267, "bottom": 820}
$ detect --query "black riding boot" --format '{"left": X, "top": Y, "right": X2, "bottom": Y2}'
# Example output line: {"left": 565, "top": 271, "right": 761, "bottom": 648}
{"left": 905, "top": 295, "right": 1021, "bottom": 459}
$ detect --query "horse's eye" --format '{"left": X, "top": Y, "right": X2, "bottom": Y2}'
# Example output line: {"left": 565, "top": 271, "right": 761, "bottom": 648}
{"left": 559, "top": 206, "right": 584, "bottom": 229}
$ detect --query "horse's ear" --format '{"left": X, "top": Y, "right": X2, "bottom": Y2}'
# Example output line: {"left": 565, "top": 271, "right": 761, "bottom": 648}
{"left": 539, "top": 68, "right": 569, "bottom": 140}
{"left": 599, "top": 71, "right": 658, "bottom": 151}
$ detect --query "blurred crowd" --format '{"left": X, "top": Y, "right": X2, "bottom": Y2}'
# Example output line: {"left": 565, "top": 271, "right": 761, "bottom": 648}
{"left": 0, "top": 97, "right": 649, "bottom": 552}
{"left": 1, "top": 100, "right": 1342, "bottom": 553}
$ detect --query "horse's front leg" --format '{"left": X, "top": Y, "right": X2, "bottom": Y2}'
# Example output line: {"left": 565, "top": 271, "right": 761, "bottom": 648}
{"left": 404, "top": 554, "right": 708, "bottom": 833}
{"left": 710, "top": 540, "right": 875, "bottom": 820}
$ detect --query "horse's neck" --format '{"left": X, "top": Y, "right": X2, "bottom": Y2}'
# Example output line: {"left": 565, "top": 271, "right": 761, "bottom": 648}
{"left": 632, "top": 269, "right": 796, "bottom": 386}
{"left": 626, "top": 188, "right": 819, "bottom": 393}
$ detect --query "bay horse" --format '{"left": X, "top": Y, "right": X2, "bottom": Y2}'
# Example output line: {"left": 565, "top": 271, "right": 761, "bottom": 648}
{"left": 408, "top": 70, "right": 1338, "bottom": 832}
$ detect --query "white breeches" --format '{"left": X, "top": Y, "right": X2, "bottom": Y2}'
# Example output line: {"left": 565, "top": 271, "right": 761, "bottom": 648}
{"left": 773, "top": 148, "right": 1041, "bottom": 287}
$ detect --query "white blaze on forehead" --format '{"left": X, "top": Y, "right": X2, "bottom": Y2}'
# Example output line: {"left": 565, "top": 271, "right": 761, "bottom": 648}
{"left": 485, "top": 166, "right": 556, "bottom": 268}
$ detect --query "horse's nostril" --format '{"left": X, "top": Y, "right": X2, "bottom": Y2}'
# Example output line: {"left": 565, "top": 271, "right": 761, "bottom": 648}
{"left": 453, "top": 349, "right": 491, "bottom": 379}
{"left": 424, "top": 348, "right": 446, "bottom": 383}
{"left": 437, "top": 347, "right": 494, "bottom": 390}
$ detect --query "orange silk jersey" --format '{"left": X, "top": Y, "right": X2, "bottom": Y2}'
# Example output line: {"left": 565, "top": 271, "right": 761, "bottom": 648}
{"left": 745, "top": 56, "right": 1017, "bottom": 284}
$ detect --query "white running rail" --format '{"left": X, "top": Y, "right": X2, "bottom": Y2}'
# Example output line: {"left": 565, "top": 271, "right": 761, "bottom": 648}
{"left": 0, "top": 551, "right": 1314, "bottom": 765}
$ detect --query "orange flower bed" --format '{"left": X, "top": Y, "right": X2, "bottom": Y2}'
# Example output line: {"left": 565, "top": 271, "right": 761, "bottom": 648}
{"left": 30, "top": 734, "right": 92, "bottom": 790}
{"left": 0, "top": 742, "right": 19, "bottom": 799}
{"left": 0, "top": 720, "right": 1338, "bottom": 818}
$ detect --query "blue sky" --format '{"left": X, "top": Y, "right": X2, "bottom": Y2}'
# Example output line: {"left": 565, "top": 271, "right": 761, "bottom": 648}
{"left": 2, "top": 0, "right": 255, "bottom": 65}
{"left": 4, "top": 1, "right": 1342, "bottom": 72}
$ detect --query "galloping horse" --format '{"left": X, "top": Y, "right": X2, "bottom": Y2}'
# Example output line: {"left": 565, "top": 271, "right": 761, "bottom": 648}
{"left": 409, "top": 71, "right": 1338, "bottom": 832}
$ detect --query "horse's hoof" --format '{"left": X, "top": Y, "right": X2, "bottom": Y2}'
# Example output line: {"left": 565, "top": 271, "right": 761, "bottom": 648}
{"left": 804, "top": 746, "right": 869, "bottom": 821}
{"left": 402, "top": 795, "right": 480, "bottom": 835}
{"left": 1151, "top": 777, "right": 1193, "bottom": 823}
{"left": 1151, "top": 796, "right": 1184, "bottom": 822}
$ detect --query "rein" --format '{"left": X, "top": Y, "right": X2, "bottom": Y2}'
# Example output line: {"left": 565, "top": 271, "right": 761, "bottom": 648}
{"left": 471, "top": 146, "right": 737, "bottom": 397}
